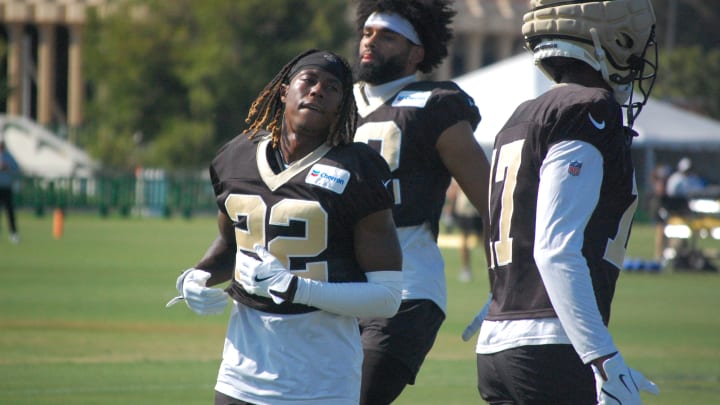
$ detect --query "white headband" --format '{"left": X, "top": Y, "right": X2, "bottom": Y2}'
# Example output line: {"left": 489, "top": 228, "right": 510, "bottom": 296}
{"left": 364, "top": 12, "right": 422, "bottom": 45}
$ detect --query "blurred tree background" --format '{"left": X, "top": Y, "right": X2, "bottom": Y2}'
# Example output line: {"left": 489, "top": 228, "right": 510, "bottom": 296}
{"left": 651, "top": 0, "right": 720, "bottom": 119}
{"left": 3, "top": 0, "right": 718, "bottom": 171}
{"left": 81, "top": 0, "right": 352, "bottom": 170}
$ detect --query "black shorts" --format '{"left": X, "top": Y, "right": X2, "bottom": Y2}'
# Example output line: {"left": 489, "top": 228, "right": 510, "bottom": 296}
{"left": 214, "top": 391, "right": 254, "bottom": 405}
{"left": 476, "top": 344, "right": 595, "bottom": 405}
{"left": 453, "top": 213, "right": 483, "bottom": 235}
{"left": 359, "top": 299, "right": 445, "bottom": 383}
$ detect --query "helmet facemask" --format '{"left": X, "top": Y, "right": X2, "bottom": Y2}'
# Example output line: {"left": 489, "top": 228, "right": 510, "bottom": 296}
{"left": 623, "top": 27, "right": 657, "bottom": 126}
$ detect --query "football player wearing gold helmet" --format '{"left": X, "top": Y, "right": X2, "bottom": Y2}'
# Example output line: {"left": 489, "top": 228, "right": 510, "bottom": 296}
{"left": 472, "top": 1, "right": 659, "bottom": 404}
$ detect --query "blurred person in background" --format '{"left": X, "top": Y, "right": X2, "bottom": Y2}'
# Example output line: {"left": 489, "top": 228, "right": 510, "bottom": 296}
{"left": 0, "top": 140, "right": 20, "bottom": 244}
{"left": 445, "top": 179, "right": 484, "bottom": 283}
{"left": 666, "top": 157, "right": 706, "bottom": 198}
{"left": 648, "top": 163, "right": 671, "bottom": 261}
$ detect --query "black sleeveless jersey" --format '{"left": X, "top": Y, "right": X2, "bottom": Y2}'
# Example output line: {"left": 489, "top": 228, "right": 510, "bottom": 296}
{"left": 354, "top": 81, "right": 480, "bottom": 238}
{"left": 487, "top": 84, "right": 637, "bottom": 324}
{"left": 210, "top": 133, "right": 393, "bottom": 314}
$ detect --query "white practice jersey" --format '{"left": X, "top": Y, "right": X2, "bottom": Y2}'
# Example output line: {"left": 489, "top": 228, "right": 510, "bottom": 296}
{"left": 216, "top": 301, "right": 363, "bottom": 404}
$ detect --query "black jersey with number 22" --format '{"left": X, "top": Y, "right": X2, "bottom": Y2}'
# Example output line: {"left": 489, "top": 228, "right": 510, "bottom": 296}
{"left": 210, "top": 133, "right": 393, "bottom": 314}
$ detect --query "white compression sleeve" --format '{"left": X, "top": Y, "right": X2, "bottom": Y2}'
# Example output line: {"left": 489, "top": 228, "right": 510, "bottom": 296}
{"left": 293, "top": 271, "right": 402, "bottom": 318}
{"left": 534, "top": 140, "right": 617, "bottom": 363}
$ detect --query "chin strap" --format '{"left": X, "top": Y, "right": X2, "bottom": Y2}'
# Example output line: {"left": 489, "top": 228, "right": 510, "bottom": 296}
{"left": 589, "top": 28, "right": 610, "bottom": 84}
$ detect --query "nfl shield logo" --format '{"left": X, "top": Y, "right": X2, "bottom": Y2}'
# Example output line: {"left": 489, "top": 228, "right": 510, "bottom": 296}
{"left": 568, "top": 161, "right": 582, "bottom": 176}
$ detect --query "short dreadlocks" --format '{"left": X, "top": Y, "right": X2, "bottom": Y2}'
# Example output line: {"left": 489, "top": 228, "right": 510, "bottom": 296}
{"left": 244, "top": 49, "right": 358, "bottom": 147}
{"left": 355, "top": 0, "right": 456, "bottom": 73}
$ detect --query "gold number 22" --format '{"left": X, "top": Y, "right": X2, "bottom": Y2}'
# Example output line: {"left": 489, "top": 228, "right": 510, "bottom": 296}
{"left": 225, "top": 194, "right": 329, "bottom": 281}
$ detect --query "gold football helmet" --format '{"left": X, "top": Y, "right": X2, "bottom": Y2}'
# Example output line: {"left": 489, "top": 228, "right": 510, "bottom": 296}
{"left": 522, "top": 0, "right": 658, "bottom": 125}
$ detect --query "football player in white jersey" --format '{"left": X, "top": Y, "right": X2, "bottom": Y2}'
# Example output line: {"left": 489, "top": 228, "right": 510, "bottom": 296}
{"left": 167, "top": 49, "right": 403, "bottom": 405}
{"left": 352, "top": 1, "right": 491, "bottom": 403}
{"left": 471, "top": 1, "right": 660, "bottom": 404}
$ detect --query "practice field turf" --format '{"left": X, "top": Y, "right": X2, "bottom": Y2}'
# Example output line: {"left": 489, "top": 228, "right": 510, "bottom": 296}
{"left": 1, "top": 212, "right": 718, "bottom": 404}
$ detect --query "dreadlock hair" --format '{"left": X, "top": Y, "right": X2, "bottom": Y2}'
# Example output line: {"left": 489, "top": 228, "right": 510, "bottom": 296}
{"left": 244, "top": 49, "right": 358, "bottom": 148}
{"left": 355, "top": 0, "right": 455, "bottom": 73}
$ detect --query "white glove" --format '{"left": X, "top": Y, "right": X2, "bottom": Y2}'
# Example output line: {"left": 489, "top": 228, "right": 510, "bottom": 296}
{"left": 592, "top": 353, "right": 659, "bottom": 405}
{"left": 462, "top": 294, "right": 492, "bottom": 341}
{"left": 165, "top": 268, "right": 229, "bottom": 315}
{"left": 236, "top": 244, "right": 296, "bottom": 304}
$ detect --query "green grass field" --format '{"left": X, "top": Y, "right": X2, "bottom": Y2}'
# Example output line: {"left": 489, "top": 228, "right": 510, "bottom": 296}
{"left": 1, "top": 212, "right": 719, "bottom": 404}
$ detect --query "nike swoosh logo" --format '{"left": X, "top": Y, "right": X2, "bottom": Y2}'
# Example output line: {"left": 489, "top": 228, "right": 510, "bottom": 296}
{"left": 588, "top": 112, "right": 606, "bottom": 130}
{"left": 254, "top": 274, "right": 274, "bottom": 282}
{"left": 382, "top": 179, "right": 392, "bottom": 188}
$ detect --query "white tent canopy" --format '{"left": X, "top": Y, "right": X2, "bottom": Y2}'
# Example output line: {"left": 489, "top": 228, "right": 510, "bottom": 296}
{"left": 633, "top": 98, "right": 720, "bottom": 149}
{"left": 454, "top": 53, "right": 720, "bottom": 151}
{"left": 454, "top": 53, "right": 553, "bottom": 148}
{"left": 0, "top": 115, "right": 98, "bottom": 179}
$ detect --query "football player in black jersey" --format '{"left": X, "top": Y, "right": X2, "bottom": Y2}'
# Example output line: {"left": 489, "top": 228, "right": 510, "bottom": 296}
{"left": 167, "top": 49, "right": 403, "bottom": 405}
{"left": 352, "top": 1, "right": 491, "bottom": 403}
{"left": 472, "top": 1, "right": 660, "bottom": 404}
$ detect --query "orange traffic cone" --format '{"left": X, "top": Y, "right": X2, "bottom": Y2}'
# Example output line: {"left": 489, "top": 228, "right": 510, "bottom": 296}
{"left": 53, "top": 208, "right": 64, "bottom": 239}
